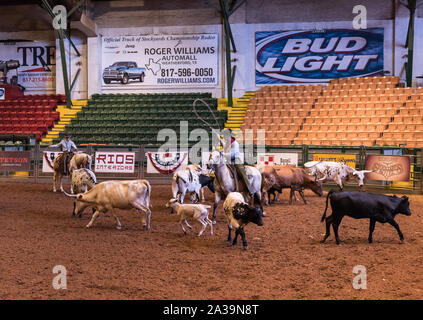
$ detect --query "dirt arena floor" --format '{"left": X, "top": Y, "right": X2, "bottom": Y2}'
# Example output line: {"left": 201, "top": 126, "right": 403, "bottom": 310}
{"left": 0, "top": 181, "right": 422, "bottom": 300}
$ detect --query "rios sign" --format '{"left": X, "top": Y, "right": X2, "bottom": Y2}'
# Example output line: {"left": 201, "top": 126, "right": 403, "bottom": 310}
{"left": 256, "top": 28, "right": 384, "bottom": 84}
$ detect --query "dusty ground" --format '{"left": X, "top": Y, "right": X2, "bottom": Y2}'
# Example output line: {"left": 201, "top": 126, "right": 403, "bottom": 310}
{"left": 0, "top": 181, "right": 422, "bottom": 300}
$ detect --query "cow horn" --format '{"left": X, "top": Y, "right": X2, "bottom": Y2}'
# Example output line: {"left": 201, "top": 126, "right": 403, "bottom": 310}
{"left": 63, "top": 190, "right": 78, "bottom": 198}
{"left": 319, "top": 174, "right": 327, "bottom": 181}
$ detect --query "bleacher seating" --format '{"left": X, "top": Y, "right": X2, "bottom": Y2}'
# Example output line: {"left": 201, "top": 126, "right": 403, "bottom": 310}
{"left": 241, "top": 76, "right": 423, "bottom": 148}
{"left": 0, "top": 94, "right": 64, "bottom": 140}
{"left": 55, "top": 92, "right": 227, "bottom": 147}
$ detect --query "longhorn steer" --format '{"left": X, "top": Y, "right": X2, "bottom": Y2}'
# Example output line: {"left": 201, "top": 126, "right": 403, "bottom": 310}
{"left": 64, "top": 179, "right": 152, "bottom": 230}
{"left": 321, "top": 190, "right": 411, "bottom": 244}
{"left": 304, "top": 161, "right": 372, "bottom": 190}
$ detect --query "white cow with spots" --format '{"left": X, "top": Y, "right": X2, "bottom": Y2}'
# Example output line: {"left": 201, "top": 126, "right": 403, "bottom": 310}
{"left": 304, "top": 161, "right": 372, "bottom": 190}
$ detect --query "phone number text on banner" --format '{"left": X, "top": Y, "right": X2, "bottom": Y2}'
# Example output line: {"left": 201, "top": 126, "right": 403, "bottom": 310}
{"left": 102, "top": 34, "right": 218, "bottom": 88}
{"left": 95, "top": 152, "right": 135, "bottom": 173}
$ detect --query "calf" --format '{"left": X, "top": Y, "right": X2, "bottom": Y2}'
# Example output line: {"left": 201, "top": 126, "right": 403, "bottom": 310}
{"left": 321, "top": 190, "right": 411, "bottom": 244}
{"left": 70, "top": 168, "right": 96, "bottom": 194}
{"left": 172, "top": 165, "right": 215, "bottom": 204}
{"left": 64, "top": 179, "right": 152, "bottom": 230}
{"left": 165, "top": 199, "right": 213, "bottom": 236}
{"left": 70, "top": 168, "right": 97, "bottom": 218}
{"left": 223, "top": 192, "right": 264, "bottom": 250}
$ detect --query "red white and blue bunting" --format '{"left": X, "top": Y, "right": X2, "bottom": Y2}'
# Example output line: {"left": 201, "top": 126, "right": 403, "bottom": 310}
{"left": 147, "top": 152, "right": 188, "bottom": 175}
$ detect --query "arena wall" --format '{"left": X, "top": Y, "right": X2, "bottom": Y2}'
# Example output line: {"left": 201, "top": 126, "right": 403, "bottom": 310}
{"left": 1, "top": 1, "right": 423, "bottom": 98}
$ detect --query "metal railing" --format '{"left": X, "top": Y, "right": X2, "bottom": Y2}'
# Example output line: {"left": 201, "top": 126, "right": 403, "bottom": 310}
{"left": 1, "top": 143, "right": 422, "bottom": 194}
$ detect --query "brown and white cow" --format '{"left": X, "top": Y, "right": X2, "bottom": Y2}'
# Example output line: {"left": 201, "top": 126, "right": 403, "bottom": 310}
{"left": 304, "top": 161, "right": 372, "bottom": 190}
{"left": 64, "top": 179, "right": 152, "bottom": 230}
{"left": 260, "top": 165, "right": 323, "bottom": 205}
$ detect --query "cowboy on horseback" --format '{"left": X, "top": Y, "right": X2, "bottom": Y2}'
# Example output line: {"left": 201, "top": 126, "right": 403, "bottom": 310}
{"left": 49, "top": 133, "right": 77, "bottom": 175}
{"left": 215, "top": 128, "right": 254, "bottom": 196}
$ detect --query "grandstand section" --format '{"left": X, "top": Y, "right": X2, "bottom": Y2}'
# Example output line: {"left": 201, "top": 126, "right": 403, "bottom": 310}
{"left": 53, "top": 93, "right": 227, "bottom": 147}
{"left": 241, "top": 76, "right": 423, "bottom": 148}
{"left": 0, "top": 94, "right": 64, "bottom": 141}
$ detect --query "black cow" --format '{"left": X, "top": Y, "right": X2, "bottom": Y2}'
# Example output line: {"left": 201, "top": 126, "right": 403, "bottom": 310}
{"left": 190, "top": 174, "right": 215, "bottom": 203}
{"left": 199, "top": 174, "right": 215, "bottom": 193}
{"left": 224, "top": 193, "right": 264, "bottom": 250}
{"left": 321, "top": 189, "right": 411, "bottom": 245}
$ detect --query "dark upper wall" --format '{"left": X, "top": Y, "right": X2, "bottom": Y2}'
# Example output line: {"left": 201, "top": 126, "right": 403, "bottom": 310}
{"left": 1, "top": 0, "right": 422, "bottom": 33}
{"left": 246, "top": 0, "right": 395, "bottom": 23}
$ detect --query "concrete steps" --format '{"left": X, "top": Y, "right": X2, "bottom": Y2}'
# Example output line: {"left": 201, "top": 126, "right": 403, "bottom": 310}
{"left": 40, "top": 100, "right": 86, "bottom": 145}
{"left": 217, "top": 91, "right": 255, "bottom": 134}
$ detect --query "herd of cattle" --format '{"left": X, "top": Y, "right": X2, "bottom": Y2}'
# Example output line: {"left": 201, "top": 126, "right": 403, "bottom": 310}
{"left": 54, "top": 152, "right": 412, "bottom": 249}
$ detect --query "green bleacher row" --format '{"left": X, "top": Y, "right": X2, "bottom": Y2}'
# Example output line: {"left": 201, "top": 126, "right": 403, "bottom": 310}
{"left": 55, "top": 93, "right": 225, "bottom": 146}
{"left": 73, "top": 108, "right": 226, "bottom": 119}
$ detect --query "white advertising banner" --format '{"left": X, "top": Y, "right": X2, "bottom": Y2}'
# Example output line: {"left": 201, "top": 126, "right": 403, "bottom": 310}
{"left": 95, "top": 152, "right": 135, "bottom": 173}
{"left": 257, "top": 153, "right": 298, "bottom": 166}
{"left": 147, "top": 152, "right": 188, "bottom": 175}
{"left": 42, "top": 151, "right": 61, "bottom": 173}
{"left": 101, "top": 34, "right": 218, "bottom": 88}
{"left": 0, "top": 41, "right": 56, "bottom": 90}
{"left": 201, "top": 152, "right": 245, "bottom": 169}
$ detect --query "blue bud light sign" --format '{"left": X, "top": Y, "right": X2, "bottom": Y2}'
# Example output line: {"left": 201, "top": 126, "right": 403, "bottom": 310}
{"left": 256, "top": 28, "right": 384, "bottom": 84}
{"left": 0, "top": 88, "right": 5, "bottom": 100}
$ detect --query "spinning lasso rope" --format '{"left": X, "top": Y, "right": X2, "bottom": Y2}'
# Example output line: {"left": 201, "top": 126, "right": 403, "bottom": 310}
{"left": 192, "top": 98, "right": 222, "bottom": 134}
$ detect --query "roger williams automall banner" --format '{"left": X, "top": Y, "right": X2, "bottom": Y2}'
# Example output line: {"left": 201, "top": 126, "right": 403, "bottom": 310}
{"left": 0, "top": 151, "right": 30, "bottom": 172}
{"left": 365, "top": 155, "right": 410, "bottom": 181}
{"left": 101, "top": 34, "right": 218, "bottom": 88}
{"left": 256, "top": 28, "right": 383, "bottom": 84}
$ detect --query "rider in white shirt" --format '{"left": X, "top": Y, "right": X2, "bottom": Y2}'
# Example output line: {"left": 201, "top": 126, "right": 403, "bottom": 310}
{"left": 216, "top": 129, "right": 253, "bottom": 195}
{"left": 49, "top": 133, "right": 77, "bottom": 175}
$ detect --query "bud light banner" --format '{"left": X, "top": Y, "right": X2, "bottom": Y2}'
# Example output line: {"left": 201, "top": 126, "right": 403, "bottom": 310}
{"left": 256, "top": 28, "right": 384, "bottom": 84}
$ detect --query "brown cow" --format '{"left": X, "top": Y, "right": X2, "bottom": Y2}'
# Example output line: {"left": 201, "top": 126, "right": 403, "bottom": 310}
{"left": 260, "top": 165, "right": 323, "bottom": 205}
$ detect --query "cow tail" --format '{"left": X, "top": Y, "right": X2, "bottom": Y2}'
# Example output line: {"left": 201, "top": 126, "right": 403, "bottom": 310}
{"left": 321, "top": 189, "right": 335, "bottom": 222}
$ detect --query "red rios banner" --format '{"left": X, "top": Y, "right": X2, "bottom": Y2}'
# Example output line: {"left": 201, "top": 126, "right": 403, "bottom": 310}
{"left": 95, "top": 152, "right": 135, "bottom": 173}
{"left": 0, "top": 151, "right": 30, "bottom": 172}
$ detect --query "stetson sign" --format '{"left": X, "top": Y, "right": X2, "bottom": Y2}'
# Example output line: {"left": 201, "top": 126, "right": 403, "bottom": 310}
{"left": 0, "top": 151, "right": 30, "bottom": 172}
{"left": 365, "top": 155, "right": 410, "bottom": 181}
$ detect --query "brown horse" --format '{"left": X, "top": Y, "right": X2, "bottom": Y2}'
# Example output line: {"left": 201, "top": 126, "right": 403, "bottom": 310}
{"left": 52, "top": 151, "right": 74, "bottom": 192}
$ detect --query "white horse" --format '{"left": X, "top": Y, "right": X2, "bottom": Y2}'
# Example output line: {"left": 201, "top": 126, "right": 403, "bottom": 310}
{"left": 207, "top": 150, "right": 264, "bottom": 223}
{"left": 69, "top": 152, "right": 92, "bottom": 174}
